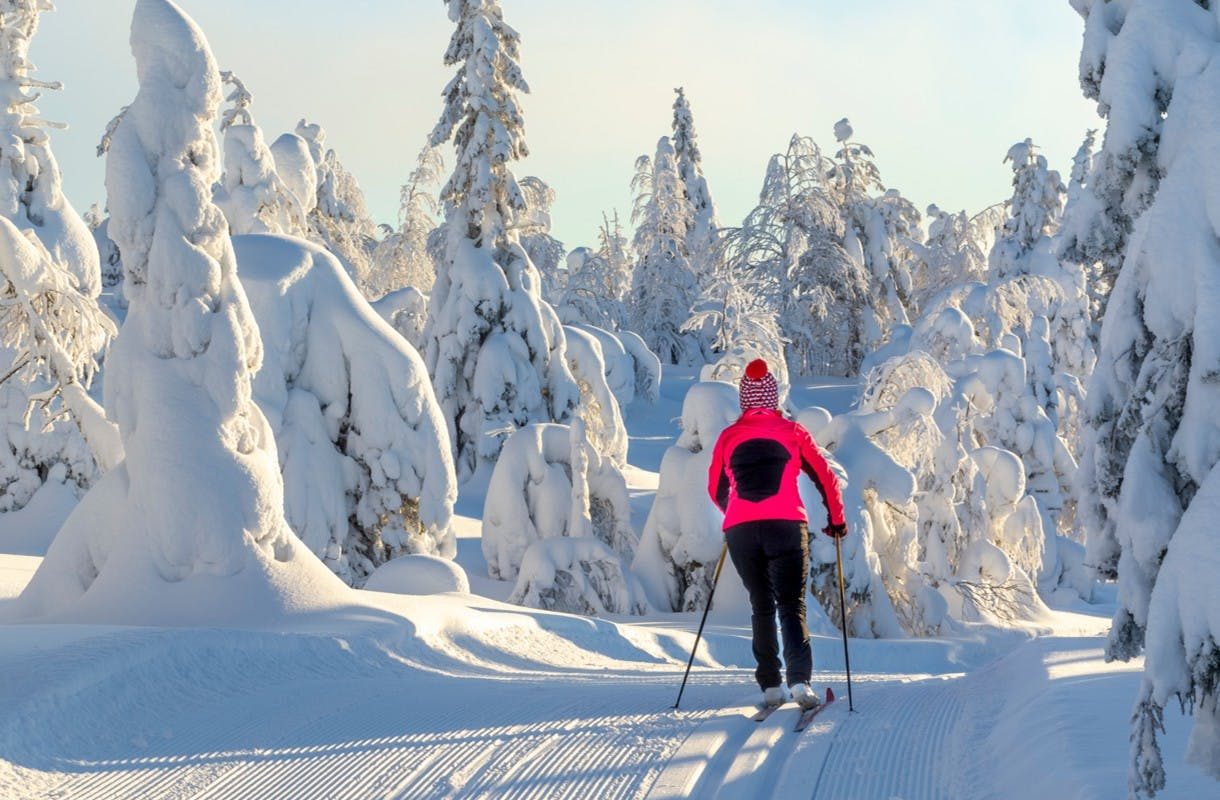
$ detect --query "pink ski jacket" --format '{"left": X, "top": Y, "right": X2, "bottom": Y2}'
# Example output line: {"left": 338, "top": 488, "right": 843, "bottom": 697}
{"left": 707, "top": 409, "right": 846, "bottom": 531}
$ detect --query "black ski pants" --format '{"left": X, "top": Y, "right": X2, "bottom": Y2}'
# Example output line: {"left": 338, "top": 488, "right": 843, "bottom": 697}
{"left": 725, "top": 519, "right": 811, "bottom": 689}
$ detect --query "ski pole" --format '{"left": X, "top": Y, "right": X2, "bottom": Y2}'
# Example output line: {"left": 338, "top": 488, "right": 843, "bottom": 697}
{"left": 673, "top": 541, "right": 729, "bottom": 710}
{"left": 834, "top": 534, "right": 855, "bottom": 712}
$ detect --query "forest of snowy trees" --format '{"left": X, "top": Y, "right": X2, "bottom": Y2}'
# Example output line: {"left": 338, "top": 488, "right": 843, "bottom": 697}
{"left": 0, "top": 0, "right": 1217, "bottom": 795}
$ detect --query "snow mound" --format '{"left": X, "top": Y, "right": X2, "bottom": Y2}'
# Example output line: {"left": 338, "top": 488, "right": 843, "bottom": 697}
{"left": 363, "top": 554, "right": 469, "bottom": 596}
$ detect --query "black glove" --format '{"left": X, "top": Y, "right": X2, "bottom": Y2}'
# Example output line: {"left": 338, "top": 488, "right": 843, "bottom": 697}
{"left": 823, "top": 523, "right": 847, "bottom": 539}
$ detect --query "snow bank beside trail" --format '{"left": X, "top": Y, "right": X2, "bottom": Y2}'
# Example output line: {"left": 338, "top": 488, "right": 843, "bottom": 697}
{"left": 236, "top": 234, "right": 457, "bottom": 587}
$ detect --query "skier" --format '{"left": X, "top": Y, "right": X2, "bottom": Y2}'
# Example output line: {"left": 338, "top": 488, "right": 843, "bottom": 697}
{"left": 707, "top": 359, "right": 847, "bottom": 711}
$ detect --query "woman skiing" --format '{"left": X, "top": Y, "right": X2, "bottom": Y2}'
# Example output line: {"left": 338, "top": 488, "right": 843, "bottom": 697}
{"left": 707, "top": 359, "right": 847, "bottom": 711}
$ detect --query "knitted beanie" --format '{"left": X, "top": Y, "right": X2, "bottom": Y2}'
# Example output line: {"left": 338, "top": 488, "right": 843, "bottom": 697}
{"left": 739, "top": 359, "right": 779, "bottom": 410}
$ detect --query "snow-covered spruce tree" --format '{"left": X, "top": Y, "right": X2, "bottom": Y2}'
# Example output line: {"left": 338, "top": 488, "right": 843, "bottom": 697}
{"left": 483, "top": 422, "right": 638, "bottom": 587}
{"left": 295, "top": 119, "right": 378, "bottom": 293}
{"left": 989, "top": 139, "right": 1066, "bottom": 281}
{"left": 628, "top": 138, "right": 701, "bottom": 365}
{"left": 561, "top": 324, "right": 627, "bottom": 466}
{"left": 15, "top": 0, "right": 342, "bottom": 624}
{"left": 368, "top": 142, "right": 443, "bottom": 299}
{"left": 801, "top": 398, "right": 927, "bottom": 637}
{"left": 516, "top": 176, "right": 566, "bottom": 301}
{"left": 425, "top": 0, "right": 579, "bottom": 479}
{"left": 236, "top": 235, "right": 457, "bottom": 587}
{"left": 1061, "top": 1, "right": 1163, "bottom": 337}
{"left": 1065, "top": 2, "right": 1220, "bottom": 793}
{"left": 0, "top": 0, "right": 118, "bottom": 514}
{"left": 372, "top": 284, "right": 430, "bottom": 354}
{"left": 213, "top": 72, "right": 306, "bottom": 237}
{"left": 671, "top": 87, "right": 718, "bottom": 279}
{"left": 827, "top": 118, "right": 919, "bottom": 346}
{"left": 1056, "top": 128, "right": 1105, "bottom": 343}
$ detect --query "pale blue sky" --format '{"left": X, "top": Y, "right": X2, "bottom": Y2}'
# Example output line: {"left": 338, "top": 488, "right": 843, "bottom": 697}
{"left": 36, "top": 0, "right": 1098, "bottom": 248}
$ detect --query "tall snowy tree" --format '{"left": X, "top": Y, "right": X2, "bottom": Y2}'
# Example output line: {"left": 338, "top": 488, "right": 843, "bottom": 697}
{"left": 0, "top": 0, "right": 117, "bottom": 513}
{"left": 425, "top": 0, "right": 579, "bottom": 479}
{"left": 989, "top": 139, "right": 1066, "bottom": 281}
{"left": 671, "top": 87, "right": 718, "bottom": 279}
{"left": 1069, "top": 1, "right": 1220, "bottom": 794}
{"left": 1056, "top": 128, "right": 1107, "bottom": 344}
{"left": 368, "top": 142, "right": 443, "bottom": 299}
{"left": 628, "top": 137, "right": 701, "bottom": 365}
{"left": 827, "top": 118, "right": 920, "bottom": 348}
{"left": 16, "top": 0, "right": 341, "bottom": 624}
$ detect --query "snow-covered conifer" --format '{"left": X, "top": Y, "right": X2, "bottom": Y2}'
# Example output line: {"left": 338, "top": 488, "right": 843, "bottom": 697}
{"left": 628, "top": 138, "right": 701, "bottom": 365}
{"left": 686, "top": 262, "right": 789, "bottom": 403}
{"left": 671, "top": 87, "right": 718, "bottom": 278}
{"left": 562, "top": 324, "right": 627, "bottom": 465}
{"left": 368, "top": 143, "right": 443, "bottom": 299}
{"left": 1065, "top": 3, "right": 1220, "bottom": 792}
{"left": 372, "top": 284, "right": 430, "bottom": 354}
{"left": 0, "top": 0, "right": 117, "bottom": 513}
{"left": 16, "top": 0, "right": 343, "bottom": 624}
{"left": 213, "top": 72, "right": 306, "bottom": 237}
{"left": 632, "top": 381, "right": 739, "bottom": 612}
{"left": 989, "top": 139, "right": 1065, "bottom": 281}
{"left": 806, "top": 394, "right": 933, "bottom": 636}
{"left": 827, "top": 119, "right": 920, "bottom": 347}
{"left": 237, "top": 235, "right": 457, "bottom": 587}
{"left": 558, "top": 211, "right": 632, "bottom": 330}
{"left": 719, "top": 134, "right": 871, "bottom": 376}
{"left": 482, "top": 422, "right": 637, "bottom": 587}
{"left": 425, "top": 0, "right": 579, "bottom": 479}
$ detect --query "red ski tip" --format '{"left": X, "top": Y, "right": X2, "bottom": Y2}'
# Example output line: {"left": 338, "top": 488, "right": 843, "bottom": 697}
{"left": 826, "top": 687, "right": 836, "bottom": 703}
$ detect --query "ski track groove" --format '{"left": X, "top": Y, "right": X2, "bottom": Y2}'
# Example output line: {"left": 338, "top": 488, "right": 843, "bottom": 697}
{"left": 811, "top": 679, "right": 962, "bottom": 800}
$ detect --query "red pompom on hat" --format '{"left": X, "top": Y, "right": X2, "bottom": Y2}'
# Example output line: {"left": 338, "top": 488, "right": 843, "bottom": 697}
{"left": 739, "top": 359, "right": 779, "bottom": 410}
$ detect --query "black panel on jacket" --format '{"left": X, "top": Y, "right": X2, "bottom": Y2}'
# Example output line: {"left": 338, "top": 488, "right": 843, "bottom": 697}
{"left": 729, "top": 438, "right": 790, "bottom": 502}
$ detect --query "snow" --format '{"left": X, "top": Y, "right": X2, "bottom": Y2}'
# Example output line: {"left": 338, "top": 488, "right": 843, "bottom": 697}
{"left": 481, "top": 422, "right": 635, "bottom": 586}
{"left": 0, "top": 0, "right": 1212, "bottom": 794}
{"left": 235, "top": 233, "right": 457, "bottom": 586}
{"left": 363, "top": 553, "right": 469, "bottom": 596}
{"left": 2, "top": 359, "right": 1218, "bottom": 797}
{"left": 7, "top": 0, "right": 348, "bottom": 627}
